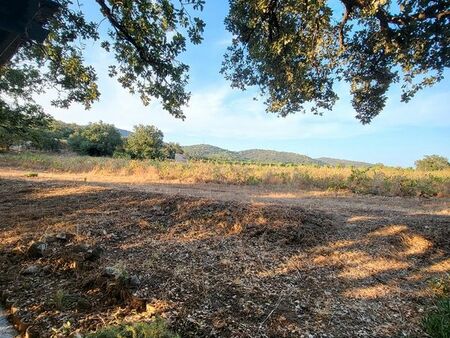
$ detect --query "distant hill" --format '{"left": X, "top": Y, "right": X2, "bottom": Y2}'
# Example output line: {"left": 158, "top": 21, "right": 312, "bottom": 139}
{"left": 182, "top": 144, "right": 240, "bottom": 161}
{"left": 238, "top": 149, "right": 321, "bottom": 165}
{"left": 317, "top": 157, "right": 372, "bottom": 167}
{"left": 183, "top": 144, "right": 371, "bottom": 166}
{"left": 117, "top": 128, "right": 132, "bottom": 137}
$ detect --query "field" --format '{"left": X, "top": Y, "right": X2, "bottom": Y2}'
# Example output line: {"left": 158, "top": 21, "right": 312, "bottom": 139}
{"left": 0, "top": 153, "right": 449, "bottom": 337}
{"left": 1, "top": 152, "right": 450, "bottom": 197}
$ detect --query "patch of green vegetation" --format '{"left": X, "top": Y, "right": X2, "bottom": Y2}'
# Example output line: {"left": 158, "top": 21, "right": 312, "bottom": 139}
{"left": 51, "top": 289, "right": 70, "bottom": 310}
{"left": 423, "top": 275, "right": 450, "bottom": 338}
{"left": 86, "top": 318, "right": 179, "bottom": 338}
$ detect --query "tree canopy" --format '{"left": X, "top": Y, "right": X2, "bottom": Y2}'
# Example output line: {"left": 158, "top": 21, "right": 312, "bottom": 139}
{"left": 68, "top": 121, "right": 122, "bottom": 156}
{"left": 222, "top": 0, "right": 450, "bottom": 123}
{"left": 0, "top": 0, "right": 448, "bottom": 126}
{"left": 125, "top": 124, "right": 165, "bottom": 160}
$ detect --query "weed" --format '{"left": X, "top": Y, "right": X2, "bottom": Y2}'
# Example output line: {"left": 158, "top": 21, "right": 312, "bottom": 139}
{"left": 423, "top": 275, "right": 450, "bottom": 338}
{"left": 86, "top": 318, "right": 179, "bottom": 338}
{"left": 52, "top": 289, "right": 69, "bottom": 310}
{"left": 51, "top": 321, "right": 72, "bottom": 337}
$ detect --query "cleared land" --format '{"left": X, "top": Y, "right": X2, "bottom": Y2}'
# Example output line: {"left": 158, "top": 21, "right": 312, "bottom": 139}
{"left": 0, "top": 167, "right": 449, "bottom": 337}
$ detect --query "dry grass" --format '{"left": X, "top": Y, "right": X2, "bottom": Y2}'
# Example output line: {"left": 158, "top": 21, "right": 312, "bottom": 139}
{"left": 0, "top": 178, "right": 448, "bottom": 337}
{"left": 1, "top": 152, "right": 449, "bottom": 197}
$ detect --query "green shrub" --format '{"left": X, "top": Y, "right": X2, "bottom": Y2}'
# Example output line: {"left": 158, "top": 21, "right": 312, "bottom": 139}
{"left": 423, "top": 298, "right": 450, "bottom": 338}
{"left": 86, "top": 318, "right": 179, "bottom": 338}
{"left": 423, "top": 276, "right": 450, "bottom": 338}
{"left": 416, "top": 155, "right": 450, "bottom": 171}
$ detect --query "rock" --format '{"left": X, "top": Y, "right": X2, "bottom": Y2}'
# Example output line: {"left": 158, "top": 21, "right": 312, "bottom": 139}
{"left": 27, "top": 242, "right": 47, "bottom": 258}
{"left": 103, "top": 266, "right": 120, "bottom": 278}
{"left": 71, "top": 243, "right": 90, "bottom": 253}
{"left": 56, "top": 232, "right": 75, "bottom": 241}
{"left": 42, "top": 265, "right": 51, "bottom": 273}
{"left": 84, "top": 246, "right": 103, "bottom": 261}
{"left": 75, "top": 297, "right": 91, "bottom": 310}
{"left": 128, "top": 275, "right": 141, "bottom": 287}
{"left": 21, "top": 265, "right": 40, "bottom": 275}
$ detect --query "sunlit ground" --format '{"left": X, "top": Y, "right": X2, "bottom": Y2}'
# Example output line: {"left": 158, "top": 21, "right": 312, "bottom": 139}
{"left": 0, "top": 174, "right": 448, "bottom": 336}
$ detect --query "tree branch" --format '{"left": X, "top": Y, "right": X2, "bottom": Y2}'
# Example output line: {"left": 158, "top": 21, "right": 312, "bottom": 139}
{"left": 389, "top": 3, "right": 450, "bottom": 25}
{"left": 94, "top": 0, "right": 161, "bottom": 68}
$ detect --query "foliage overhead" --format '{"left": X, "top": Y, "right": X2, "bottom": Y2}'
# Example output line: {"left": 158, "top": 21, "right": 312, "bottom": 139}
{"left": 1, "top": 0, "right": 448, "bottom": 128}
{"left": 1, "top": 0, "right": 205, "bottom": 118}
{"left": 125, "top": 124, "right": 165, "bottom": 159}
{"left": 68, "top": 121, "right": 122, "bottom": 156}
{"left": 415, "top": 155, "right": 450, "bottom": 171}
{"left": 222, "top": 0, "right": 450, "bottom": 123}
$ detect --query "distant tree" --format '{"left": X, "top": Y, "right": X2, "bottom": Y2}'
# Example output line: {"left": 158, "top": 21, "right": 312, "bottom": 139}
{"left": 125, "top": 125, "right": 164, "bottom": 160}
{"left": 29, "top": 129, "right": 61, "bottom": 152}
{"left": 68, "top": 122, "right": 122, "bottom": 156}
{"left": 50, "top": 120, "right": 80, "bottom": 140}
{"left": 415, "top": 155, "right": 450, "bottom": 171}
{"left": 0, "top": 100, "right": 51, "bottom": 151}
{"left": 162, "top": 142, "right": 184, "bottom": 160}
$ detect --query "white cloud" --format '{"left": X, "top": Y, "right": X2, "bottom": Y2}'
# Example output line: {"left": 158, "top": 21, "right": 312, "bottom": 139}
{"left": 34, "top": 44, "right": 449, "bottom": 152}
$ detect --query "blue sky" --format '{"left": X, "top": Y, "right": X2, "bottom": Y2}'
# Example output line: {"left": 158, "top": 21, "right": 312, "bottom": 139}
{"left": 37, "top": 1, "right": 450, "bottom": 167}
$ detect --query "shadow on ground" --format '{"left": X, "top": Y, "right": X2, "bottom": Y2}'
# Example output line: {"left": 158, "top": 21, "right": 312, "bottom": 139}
{"left": 0, "top": 177, "right": 449, "bottom": 337}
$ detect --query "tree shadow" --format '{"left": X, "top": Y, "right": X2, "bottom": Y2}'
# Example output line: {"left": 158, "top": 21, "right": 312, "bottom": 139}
{"left": 0, "top": 177, "right": 449, "bottom": 337}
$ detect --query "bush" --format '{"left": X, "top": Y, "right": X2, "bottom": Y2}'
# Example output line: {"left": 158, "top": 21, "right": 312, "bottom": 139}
{"left": 416, "top": 155, "right": 450, "bottom": 171}
{"left": 86, "top": 318, "right": 179, "bottom": 338}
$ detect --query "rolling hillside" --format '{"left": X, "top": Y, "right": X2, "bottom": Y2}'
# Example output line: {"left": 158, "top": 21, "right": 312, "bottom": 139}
{"left": 317, "top": 157, "right": 372, "bottom": 167}
{"left": 183, "top": 144, "right": 371, "bottom": 166}
{"left": 238, "top": 149, "right": 320, "bottom": 164}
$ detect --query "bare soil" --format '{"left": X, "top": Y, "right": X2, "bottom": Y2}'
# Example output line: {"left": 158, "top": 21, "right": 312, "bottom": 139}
{"left": 0, "top": 169, "right": 449, "bottom": 337}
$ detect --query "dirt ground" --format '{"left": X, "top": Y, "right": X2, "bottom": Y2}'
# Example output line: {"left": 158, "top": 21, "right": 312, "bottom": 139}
{"left": 0, "top": 169, "right": 449, "bottom": 337}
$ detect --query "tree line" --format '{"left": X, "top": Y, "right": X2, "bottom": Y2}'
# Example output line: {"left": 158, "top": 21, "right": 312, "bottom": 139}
{"left": 0, "top": 118, "right": 183, "bottom": 160}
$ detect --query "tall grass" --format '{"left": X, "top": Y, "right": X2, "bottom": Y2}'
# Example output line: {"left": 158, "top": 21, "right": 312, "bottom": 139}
{"left": 1, "top": 152, "right": 449, "bottom": 197}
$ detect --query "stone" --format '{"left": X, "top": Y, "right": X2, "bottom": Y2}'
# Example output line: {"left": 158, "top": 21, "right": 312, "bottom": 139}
{"left": 21, "top": 265, "right": 40, "bottom": 275}
{"left": 103, "top": 266, "right": 120, "bottom": 278}
{"left": 84, "top": 246, "right": 103, "bottom": 261}
{"left": 56, "top": 232, "right": 75, "bottom": 241}
{"left": 27, "top": 242, "right": 47, "bottom": 258}
{"left": 75, "top": 297, "right": 91, "bottom": 310}
{"left": 128, "top": 275, "right": 141, "bottom": 287}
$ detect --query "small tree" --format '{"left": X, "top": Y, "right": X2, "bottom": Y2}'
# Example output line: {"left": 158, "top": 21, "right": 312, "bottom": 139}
{"left": 125, "top": 125, "right": 164, "bottom": 160}
{"left": 68, "top": 122, "right": 122, "bottom": 156}
{"left": 162, "top": 142, "right": 184, "bottom": 160}
{"left": 415, "top": 155, "right": 450, "bottom": 171}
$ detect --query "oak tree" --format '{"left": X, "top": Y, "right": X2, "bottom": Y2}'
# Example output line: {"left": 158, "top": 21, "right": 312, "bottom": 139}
{"left": 222, "top": 0, "right": 449, "bottom": 123}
